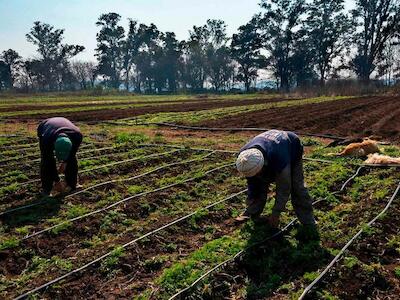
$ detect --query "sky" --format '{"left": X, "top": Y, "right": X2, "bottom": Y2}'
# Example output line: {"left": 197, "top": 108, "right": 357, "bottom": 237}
{"left": 0, "top": 0, "right": 355, "bottom": 61}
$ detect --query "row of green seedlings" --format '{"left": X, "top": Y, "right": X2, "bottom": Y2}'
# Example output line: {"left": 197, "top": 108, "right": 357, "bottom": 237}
{"left": 0, "top": 140, "right": 105, "bottom": 159}
{"left": 313, "top": 195, "right": 400, "bottom": 299}
{"left": 0, "top": 136, "right": 38, "bottom": 149}
{"left": 1, "top": 149, "right": 222, "bottom": 239}
{"left": 0, "top": 141, "right": 155, "bottom": 186}
{"left": 0, "top": 144, "right": 185, "bottom": 204}
{"left": 1, "top": 152, "right": 242, "bottom": 298}
{"left": 160, "top": 166, "right": 400, "bottom": 300}
{"left": 296, "top": 171, "right": 400, "bottom": 300}
{"left": 0, "top": 146, "right": 197, "bottom": 216}
{"left": 136, "top": 159, "right": 360, "bottom": 299}
{"left": 4, "top": 138, "right": 398, "bottom": 298}
{"left": 5, "top": 157, "right": 346, "bottom": 298}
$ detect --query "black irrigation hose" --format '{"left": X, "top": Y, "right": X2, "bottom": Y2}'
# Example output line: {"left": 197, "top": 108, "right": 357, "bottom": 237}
{"left": 20, "top": 162, "right": 235, "bottom": 241}
{"left": 298, "top": 181, "right": 400, "bottom": 300}
{"left": 168, "top": 217, "right": 298, "bottom": 300}
{"left": 0, "top": 143, "right": 37, "bottom": 152}
{"left": 127, "top": 122, "right": 347, "bottom": 141}
{"left": 0, "top": 142, "right": 95, "bottom": 156}
{"left": 0, "top": 134, "right": 21, "bottom": 138}
{"left": 168, "top": 167, "right": 365, "bottom": 299}
{"left": 1, "top": 143, "right": 162, "bottom": 170}
{"left": 137, "top": 143, "right": 337, "bottom": 164}
{"left": 14, "top": 149, "right": 182, "bottom": 188}
{"left": 0, "top": 151, "right": 216, "bottom": 217}
{"left": 14, "top": 189, "right": 248, "bottom": 300}
{"left": 140, "top": 143, "right": 400, "bottom": 168}
{"left": 0, "top": 145, "right": 118, "bottom": 165}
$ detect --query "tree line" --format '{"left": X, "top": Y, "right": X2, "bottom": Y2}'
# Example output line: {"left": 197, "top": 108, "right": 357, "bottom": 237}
{"left": 1, "top": 0, "right": 400, "bottom": 93}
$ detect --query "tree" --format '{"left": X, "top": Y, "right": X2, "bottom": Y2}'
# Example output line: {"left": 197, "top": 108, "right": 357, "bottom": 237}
{"left": 182, "top": 19, "right": 234, "bottom": 92}
{"left": 259, "top": 0, "right": 307, "bottom": 91}
{"left": 181, "top": 24, "right": 209, "bottom": 91}
{"left": 291, "top": 35, "right": 318, "bottom": 87}
{"left": 95, "top": 13, "right": 125, "bottom": 89}
{"left": 306, "top": 0, "right": 353, "bottom": 85}
{"left": 351, "top": 0, "right": 400, "bottom": 82}
{"left": 133, "top": 23, "right": 162, "bottom": 93}
{"left": 0, "top": 61, "right": 12, "bottom": 90}
{"left": 122, "top": 19, "right": 142, "bottom": 91}
{"left": 160, "top": 32, "right": 183, "bottom": 92}
{"left": 26, "top": 21, "right": 84, "bottom": 91}
{"left": 71, "top": 61, "right": 97, "bottom": 89}
{"left": 1, "top": 49, "right": 22, "bottom": 88}
{"left": 204, "top": 19, "right": 234, "bottom": 91}
{"left": 231, "top": 17, "right": 266, "bottom": 92}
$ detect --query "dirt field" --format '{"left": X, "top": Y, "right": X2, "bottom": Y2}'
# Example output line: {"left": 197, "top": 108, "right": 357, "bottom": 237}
{"left": 198, "top": 96, "right": 400, "bottom": 143}
{"left": 1, "top": 93, "right": 400, "bottom": 299}
{"left": 4, "top": 97, "right": 295, "bottom": 122}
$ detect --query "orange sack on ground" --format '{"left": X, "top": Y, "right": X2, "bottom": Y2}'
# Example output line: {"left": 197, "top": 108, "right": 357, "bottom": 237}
{"left": 365, "top": 153, "right": 400, "bottom": 165}
{"left": 336, "top": 139, "right": 380, "bottom": 157}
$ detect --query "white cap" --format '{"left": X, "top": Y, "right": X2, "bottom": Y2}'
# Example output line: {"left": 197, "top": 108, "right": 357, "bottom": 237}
{"left": 236, "top": 148, "right": 265, "bottom": 177}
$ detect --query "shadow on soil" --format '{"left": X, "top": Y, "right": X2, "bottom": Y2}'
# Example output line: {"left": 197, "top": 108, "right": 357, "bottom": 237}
{"left": 203, "top": 222, "right": 332, "bottom": 299}
{"left": 1, "top": 195, "right": 62, "bottom": 227}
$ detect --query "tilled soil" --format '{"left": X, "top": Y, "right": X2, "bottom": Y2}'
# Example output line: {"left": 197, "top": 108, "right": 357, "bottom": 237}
{"left": 322, "top": 201, "right": 400, "bottom": 300}
{"left": 0, "top": 96, "right": 283, "bottom": 113}
{"left": 4, "top": 97, "right": 296, "bottom": 122}
{"left": 198, "top": 96, "right": 400, "bottom": 143}
{"left": 1, "top": 168, "right": 243, "bottom": 299}
{"left": 183, "top": 168, "right": 400, "bottom": 300}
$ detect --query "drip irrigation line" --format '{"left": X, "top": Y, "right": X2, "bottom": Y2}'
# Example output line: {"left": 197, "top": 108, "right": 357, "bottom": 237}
{"left": 79, "top": 149, "right": 181, "bottom": 173}
{"left": 1, "top": 143, "right": 37, "bottom": 152}
{"left": 0, "top": 199, "right": 50, "bottom": 217}
{"left": 0, "top": 142, "right": 95, "bottom": 156}
{"left": 14, "top": 189, "right": 247, "bottom": 300}
{"left": 20, "top": 162, "right": 235, "bottom": 241}
{"left": 168, "top": 217, "right": 298, "bottom": 300}
{"left": 128, "top": 122, "right": 347, "bottom": 141}
{"left": 0, "top": 138, "right": 37, "bottom": 148}
{"left": 1, "top": 143, "right": 160, "bottom": 170}
{"left": 298, "top": 181, "right": 400, "bottom": 300}
{"left": 0, "top": 134, "right": 21, "bottom": 138}
{"left": 0, "top": 151, "right": 215, "bottom": 217}
{"left": 339, "top": 166, "right": 363, "bottom": 192}
{"left": 168, "top": 167, "right": 365, "bottom": 299}
{"left": 0, "top": 145, "right": 118, "bottom": 165}
{"left": 136, "top": 143, "right": 337, "bottom": 164}
{"left": 15, "top": 149, "right": 182, "bottom": 188}
{"left": 64, "top": 151, "right": 216, "bottom": 200}
{"left": 138, "top": 143, "right": 400, "bottom": 168}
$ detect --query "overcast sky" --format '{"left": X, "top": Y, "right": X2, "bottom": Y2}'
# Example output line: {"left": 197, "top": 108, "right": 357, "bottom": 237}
{"left": 0, "top": 0, "right": 355, "bottom": 61}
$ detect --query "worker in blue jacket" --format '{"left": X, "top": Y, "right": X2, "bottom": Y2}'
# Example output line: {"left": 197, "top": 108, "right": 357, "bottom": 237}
{"left": 235, "top": 130, "right": 316, "bottom": 227}
{"left": 37, "top": 117, "right": 83, "bottom": 196}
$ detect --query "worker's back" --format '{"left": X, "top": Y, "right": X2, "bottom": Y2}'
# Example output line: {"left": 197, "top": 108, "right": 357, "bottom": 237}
{"left": 240, "top": 130, "right": 302, "bottom": 173}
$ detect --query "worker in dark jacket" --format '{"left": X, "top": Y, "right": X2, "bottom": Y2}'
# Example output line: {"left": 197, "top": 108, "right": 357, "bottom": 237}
{"left": 37, "top": 117, "right": 83, "bottom": 196}
{"left": 235, "top": 130, "right": 315, "bottom": 227}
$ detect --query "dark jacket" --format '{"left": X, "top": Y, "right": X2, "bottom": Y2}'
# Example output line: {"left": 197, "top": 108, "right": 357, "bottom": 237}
{"left": 37, "top": 117, "right": 83, "bottom": 189}
{"left": 240, "top": 130, "right": 303, "bottom": 215}
{"left": 37, "top": 117, "right": 83, "bottom": 158}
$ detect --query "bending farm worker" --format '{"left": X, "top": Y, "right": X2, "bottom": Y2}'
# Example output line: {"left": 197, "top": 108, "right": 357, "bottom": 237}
{"left": 236, "top": 130, "right": 316, "bottom": 229}
{"left": 37, "top": 117, "right": 83, "bottom": 196}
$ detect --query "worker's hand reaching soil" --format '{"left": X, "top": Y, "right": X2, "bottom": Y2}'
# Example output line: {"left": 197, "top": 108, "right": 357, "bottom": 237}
{"left": 58, "top": 162, "right": 67, "bottom": 173}
{"left": 52, "top": 181, "right": 66, "bottom": 194}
